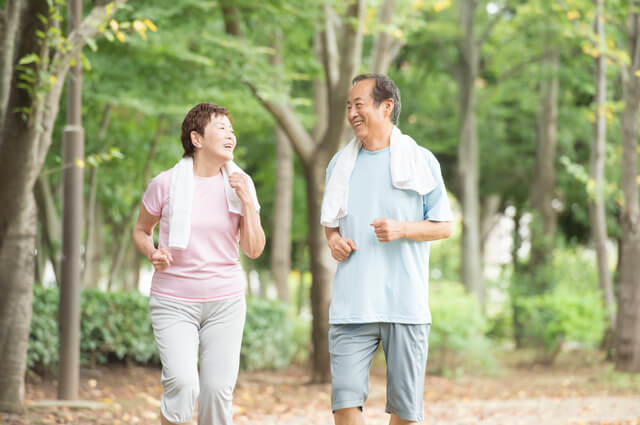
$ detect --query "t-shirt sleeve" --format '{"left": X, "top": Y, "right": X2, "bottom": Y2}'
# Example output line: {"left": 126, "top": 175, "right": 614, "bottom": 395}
{"left": 422, "top": 152, "right": 454, "bottom": 222}
{"left": 142, "top": 173, "right": 167, "bottom": 217}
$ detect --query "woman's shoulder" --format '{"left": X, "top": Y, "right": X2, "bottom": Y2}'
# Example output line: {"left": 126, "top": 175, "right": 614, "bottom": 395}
{"left": 148, "top": 168, "right": 173, "bottom": 187}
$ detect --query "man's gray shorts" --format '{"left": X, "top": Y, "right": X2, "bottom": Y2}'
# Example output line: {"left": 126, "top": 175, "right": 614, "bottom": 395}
{"left": 329, "top": 322, "right": 430, "bottom": 422}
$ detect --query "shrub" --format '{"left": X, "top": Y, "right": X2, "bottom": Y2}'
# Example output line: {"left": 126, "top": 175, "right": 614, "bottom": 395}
{"left": 514, "top": 246, "right": 608, "bottom": 363}
{"left": 28, "top": 288, "right": 306, "bottom": 374}
{"left": 428, "top": 281, "right": 498, "bottom": 375}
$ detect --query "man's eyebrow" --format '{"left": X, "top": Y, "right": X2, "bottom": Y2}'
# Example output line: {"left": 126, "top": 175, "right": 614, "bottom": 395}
{"left": 347, "top": 97, "right": 365, "bottom": 105}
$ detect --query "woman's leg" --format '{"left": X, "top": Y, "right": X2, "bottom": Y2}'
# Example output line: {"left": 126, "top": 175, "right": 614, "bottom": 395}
{"left": 197, "top": 295, "right": 246, "bottom": 425}
{"left": 150, "top": 295, "right": 201, "bottom": 424}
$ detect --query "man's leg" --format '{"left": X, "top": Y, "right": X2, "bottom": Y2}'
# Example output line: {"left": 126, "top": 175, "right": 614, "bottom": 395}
{"left": 334, "top": 407, "right": 366, "bottom": 425}
{"left": 389, "top": 413, "right": 418, "bottom": 425}
{"left": 330, "top": 323, "right": 380, "bottom": 425}
{"left": 381, "top": 323, "right": 430, "bottom": 424}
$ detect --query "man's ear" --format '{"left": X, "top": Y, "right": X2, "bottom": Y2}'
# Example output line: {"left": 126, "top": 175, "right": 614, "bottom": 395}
{"left": 383, "top": 99, "right": 394, "bottom": 119}
{"left": 191, "top": 131, "right": 202, "bottom": 149}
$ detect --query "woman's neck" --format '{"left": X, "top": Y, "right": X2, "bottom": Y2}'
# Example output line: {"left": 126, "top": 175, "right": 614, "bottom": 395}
{"left": 193, "top": 154, "right": 225, "bottom": 177}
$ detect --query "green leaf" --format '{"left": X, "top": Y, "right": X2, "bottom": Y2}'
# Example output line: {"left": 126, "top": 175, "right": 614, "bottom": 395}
{"left": 19, "top": 54, "right": 40, "bottom": 65}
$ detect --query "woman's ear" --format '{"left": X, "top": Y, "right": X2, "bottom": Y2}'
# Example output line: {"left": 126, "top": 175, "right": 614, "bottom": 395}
{"left": 191, "top": 131, "right": 202, "bottom": 149}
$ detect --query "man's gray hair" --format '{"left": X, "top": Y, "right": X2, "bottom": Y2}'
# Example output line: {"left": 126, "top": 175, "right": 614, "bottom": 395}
{"left": 352, "top": 73, "right": 402, "bottom": 124}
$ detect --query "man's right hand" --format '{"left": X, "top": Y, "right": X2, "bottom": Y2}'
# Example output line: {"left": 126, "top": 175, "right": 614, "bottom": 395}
{"left": 328, "top": 233, "right": 357, "bottom": 262}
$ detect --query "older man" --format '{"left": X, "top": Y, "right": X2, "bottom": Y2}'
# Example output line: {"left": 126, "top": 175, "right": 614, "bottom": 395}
{"left": 321, "top": 74, "right": 453, "bottom": 425}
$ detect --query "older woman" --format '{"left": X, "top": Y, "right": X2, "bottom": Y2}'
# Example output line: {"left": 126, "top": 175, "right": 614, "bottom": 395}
{"left": 132, "top": 102, "right": 265, "bottom": 425}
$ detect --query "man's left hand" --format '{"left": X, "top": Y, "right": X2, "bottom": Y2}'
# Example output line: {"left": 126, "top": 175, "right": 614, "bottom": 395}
{"left": 370, "top": 218, "right": 405, "bottom": 242}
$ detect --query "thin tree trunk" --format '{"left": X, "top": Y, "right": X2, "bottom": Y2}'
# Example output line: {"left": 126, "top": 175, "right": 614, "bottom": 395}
{"left": 530, "top": 45, "right": 559, "bottom": 273}
{"left": 269, "top": 33, "right": 293, "bottom": 303}
{"left": 616, "top": 3, "right": 640, "bottom": 373}
{"left": 272, "top": 126, "right": 293, "bottom": 302}
{"left": 591, "top": 0, "right": 616, "bottom": 329}
{"left": 457, "top": 0, "right": 483, "bottom": 305}
{"left": 83, "top": 104, "right": 112, "bottom": 287}
{"left": 510, "top": 207, "right": 524, "bottom": 348}
{"left": 34, "top": 174, "right": 62, "bottom": 286}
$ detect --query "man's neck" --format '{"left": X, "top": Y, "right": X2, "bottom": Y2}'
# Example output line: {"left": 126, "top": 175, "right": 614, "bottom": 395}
{"left": 361, "top": 123, "right": 393, "bottom": 151}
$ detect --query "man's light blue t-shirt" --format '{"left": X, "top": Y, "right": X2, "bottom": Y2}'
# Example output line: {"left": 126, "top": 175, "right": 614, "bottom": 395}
{"left": 324, "top": 145, "right": 453, "bottom": 325}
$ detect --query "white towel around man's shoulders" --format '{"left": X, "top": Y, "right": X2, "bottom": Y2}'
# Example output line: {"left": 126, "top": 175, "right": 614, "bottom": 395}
{"left": 168, "top": 156, "right": 260, "bottom": 249}
{"left": 320, "top": 126, "right": 436, "bottom": 228}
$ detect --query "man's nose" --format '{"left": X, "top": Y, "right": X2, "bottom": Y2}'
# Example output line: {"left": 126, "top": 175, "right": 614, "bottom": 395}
{"left": 347, "top": 108, "right": 357, "bottom": 121}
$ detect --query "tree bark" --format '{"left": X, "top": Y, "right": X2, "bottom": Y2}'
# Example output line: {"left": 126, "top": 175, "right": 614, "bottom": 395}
{"left": 457, "top": 0, "right": 483, "bottom": 305}
{"left": 272, "top": 126, "right": 293, "bottom": 302}
{"left": 616, "top": 3, "right": 640, "bottom": 373}
{"left": 591, "top": 0, "right": 616, "bottom": 328}
{"left": 34, "top": 174, "right": 61, "bottom": 286}
{"left": 306, "top": 160, "right": 334, "bottom": 383}
{"left": 530, "top": 45, "right": 559, "bottom": 273}
{"left": 84, "top": 104, "right": 112, "bottom": 287}
{"left": 0, "top": 0, "right": 25, "bottom": 125}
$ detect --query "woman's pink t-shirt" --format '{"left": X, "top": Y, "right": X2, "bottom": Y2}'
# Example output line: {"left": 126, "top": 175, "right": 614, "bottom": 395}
{"left": 142, "top": 169, "right": 245, "bottom": 302}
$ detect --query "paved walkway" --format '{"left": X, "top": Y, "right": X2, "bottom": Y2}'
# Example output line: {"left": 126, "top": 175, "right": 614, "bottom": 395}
{"left": 237, "top": 396, "right": 640, "bottom": 425}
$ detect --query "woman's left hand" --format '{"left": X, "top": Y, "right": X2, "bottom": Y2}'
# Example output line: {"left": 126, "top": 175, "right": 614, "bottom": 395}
{"left": 229, "top": 172, "right": 253, "bottom": 207}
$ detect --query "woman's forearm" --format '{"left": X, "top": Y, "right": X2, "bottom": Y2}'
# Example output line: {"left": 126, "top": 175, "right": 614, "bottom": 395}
{"left": 132, "top": 227, "right": 156, "bottom": 260}
{"left": 239, "top": 205, "right": 265, "bottom": 259}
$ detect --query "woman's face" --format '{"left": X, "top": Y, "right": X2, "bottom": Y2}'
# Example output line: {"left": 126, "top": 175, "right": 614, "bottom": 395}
{"left": 197, "top": 114, "right": 236, "bottom": 162}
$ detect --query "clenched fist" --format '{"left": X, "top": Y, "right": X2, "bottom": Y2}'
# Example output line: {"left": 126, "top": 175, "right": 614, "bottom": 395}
{"left": 370, "top": 218, "right": 405, "bottom": 242}
{"left": 328, "top": 233, "right": 357, "bottom": 262}
{"left": 149, "top": 248, "right": 173, "bottom": 271}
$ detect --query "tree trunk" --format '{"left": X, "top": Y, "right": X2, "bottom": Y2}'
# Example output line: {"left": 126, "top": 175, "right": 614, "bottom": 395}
{"left": 84, "top": 104, "right": 111, "bottom": 287}
{"left": 0, "top": 0, "right": 25, "bottom": 124}
{"left": 591, "top": 0, "right": 616, "bottom": 329}
{"left": 34, "top": 174, "right": 62, "bottom": 286}
{"left": 530, "top": 45, "right": 559, "bottom": 274}
{"left": 457, "top": 0, "right": 483, "bottom": 305}
{"left": 222, "top": 0, "right": 366, "bottom": 383}
{"left": 616, "top": 4, "right": 640, "bottom": 373}
{"left": 271, "top": 126, "right": 293, "bottom": 302}
{"left": 0, "top": 0, "right": 126, "bottom": 412}
{"left": 306, "top": 161, "right": 334, "bottom": 383}
{"left": 0, "top": 0, "right": 48, "bottom": 413}
{"left": 0, "top": 193, "right": 35, "bottom": 413}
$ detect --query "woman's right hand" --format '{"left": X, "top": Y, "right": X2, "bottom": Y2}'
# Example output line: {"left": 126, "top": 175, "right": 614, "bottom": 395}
{"left": 149, "top": 248, "right": 173, "bottom": 271}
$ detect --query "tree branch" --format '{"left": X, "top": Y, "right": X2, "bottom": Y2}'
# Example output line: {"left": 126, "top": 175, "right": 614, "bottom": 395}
{"left": 319, "top": 0, "right": 366, "bottom": 155}
{"left": 247, "top": 84, "right": 315, "bottom": 164}
{"left": 370, "top": 0, "right": 396, "bottom": 74}
{"left": 35, "top": 0, "right": 128, "bottom": 170}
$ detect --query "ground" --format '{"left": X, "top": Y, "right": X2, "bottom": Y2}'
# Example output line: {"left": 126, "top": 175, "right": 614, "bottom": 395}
{"left": 3, "top": 353, "right": 640, "bottom": 425}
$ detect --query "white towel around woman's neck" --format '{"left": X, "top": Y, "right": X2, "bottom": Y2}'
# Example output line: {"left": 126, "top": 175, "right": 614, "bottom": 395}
{"left": 320, "top": 126, "right": 436, "bottom": 228}
{"left": 168, "top": 156, "right": 260, "bottom": 249}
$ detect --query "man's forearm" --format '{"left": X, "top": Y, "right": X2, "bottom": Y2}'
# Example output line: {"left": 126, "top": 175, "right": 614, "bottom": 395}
{"left": 325, "top": 226, "right": 341, "bottom": 242}
{"left": 401, "top": 220, "right": 452, "bottom": 242}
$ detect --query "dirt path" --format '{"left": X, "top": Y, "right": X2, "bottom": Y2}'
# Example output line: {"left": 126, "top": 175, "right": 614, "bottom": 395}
{"left": 2, "top": 362, "right": 640, "bottom": 425}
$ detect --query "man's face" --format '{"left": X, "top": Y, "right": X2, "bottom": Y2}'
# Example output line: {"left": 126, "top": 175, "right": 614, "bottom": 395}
{"left": 347, "top": 79, "right": 388, "bottom": 142}
{"left": 197, "top": 114, "right": 236, "bottom": 161}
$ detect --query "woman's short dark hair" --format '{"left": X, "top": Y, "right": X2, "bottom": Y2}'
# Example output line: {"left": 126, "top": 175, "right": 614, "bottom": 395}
{"left": 352, "top": 73, "right": 401, "bottom": 124}
{"left": 180, "top": 102, "right": 232, "bottom": 157}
